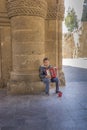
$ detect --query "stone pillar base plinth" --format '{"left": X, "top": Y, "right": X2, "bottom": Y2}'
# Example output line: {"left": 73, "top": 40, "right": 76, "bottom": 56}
{"left": 0, "top": 80, "right": 4, "bottom": 88}
{"left": 7, "top": 72, "right": 45, "bottom": 94}
{"left": 7, "top": 81, "right": 45, "bottom": 95}
{"left": 59, "top": 70, "right": 66, "bottom": 86}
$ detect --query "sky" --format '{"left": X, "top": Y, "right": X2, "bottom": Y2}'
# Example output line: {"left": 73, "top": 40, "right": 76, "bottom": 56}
{"left": 63, "top": 0, "right": 84, "bottom": 32}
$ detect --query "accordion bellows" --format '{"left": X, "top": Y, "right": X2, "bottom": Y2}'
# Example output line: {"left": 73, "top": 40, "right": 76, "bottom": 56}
{"left": 46, "top": 67, "right": 57, "bottom": 78}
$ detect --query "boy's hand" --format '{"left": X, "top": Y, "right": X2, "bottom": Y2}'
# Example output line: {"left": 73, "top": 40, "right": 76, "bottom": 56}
{"left": 45, "top": 75, "right": 51, "bottom": 79}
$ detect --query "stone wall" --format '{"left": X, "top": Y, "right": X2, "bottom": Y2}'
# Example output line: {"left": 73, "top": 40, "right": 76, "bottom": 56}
{"left": 63, "top": 33, "right": 75, "bottom": 58}
{"left": 0, "top": 27, "right": 12, "bottom": 87}
{"left": 0, "top": 0, "right": 12, "bottom": 87}
{"left": 63, "top": 25, "right": 87, "bottom": 59}
{"left": 79, "top": 22, "right": 87, "bottom": 58}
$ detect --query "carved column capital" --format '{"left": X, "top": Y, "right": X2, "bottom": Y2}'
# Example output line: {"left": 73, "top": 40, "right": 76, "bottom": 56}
{"left": 46, "top": 6, "right": 57, "bottom": 20}
{"left": 6, "top": 0, "right": 47, "bottom": 19}
{"left": 46, "top": 3, "right": 65, "bottom": 20}
{"left": 57, "top": 3, "right": 65, "bottom": 20}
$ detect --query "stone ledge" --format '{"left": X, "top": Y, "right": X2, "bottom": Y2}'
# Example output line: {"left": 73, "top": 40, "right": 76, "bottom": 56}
{"left": 7, "top": 81, "right": 45, "bottom": 95}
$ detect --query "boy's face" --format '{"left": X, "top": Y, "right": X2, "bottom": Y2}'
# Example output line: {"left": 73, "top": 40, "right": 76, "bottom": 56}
{"left": 43, "top": 60, "right": 49, "bottom": 67}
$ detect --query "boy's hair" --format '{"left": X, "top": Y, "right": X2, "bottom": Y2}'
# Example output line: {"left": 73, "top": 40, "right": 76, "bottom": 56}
{"left": 43, "top": 57, "right": 49, "bottom": 62}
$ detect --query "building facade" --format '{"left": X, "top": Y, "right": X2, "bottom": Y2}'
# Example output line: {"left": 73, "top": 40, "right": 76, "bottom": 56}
{"left": 0, "top": 0, "right": 65, "bottom": 94}
{"left": 81, "top": 0, "right": 87, "bottom": 57}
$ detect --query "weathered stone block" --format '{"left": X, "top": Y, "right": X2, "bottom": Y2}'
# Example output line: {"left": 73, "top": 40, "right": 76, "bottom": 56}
{"left": 7, "top": 81, "right": 45, "bottom": 95}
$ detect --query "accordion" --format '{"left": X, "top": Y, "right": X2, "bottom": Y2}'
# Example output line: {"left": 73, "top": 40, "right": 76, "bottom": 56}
{"left": 46, "top": 67, "right": 57, "bottom": 78}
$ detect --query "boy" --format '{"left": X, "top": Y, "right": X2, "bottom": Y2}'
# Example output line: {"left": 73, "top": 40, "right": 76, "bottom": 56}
{"left": 39, "top": 57, "right": 60, "bottom": 95}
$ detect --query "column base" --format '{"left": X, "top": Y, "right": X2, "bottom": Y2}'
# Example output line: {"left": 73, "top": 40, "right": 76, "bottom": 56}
{"left": 7, "top": 80, "right": 45, "bottom": 95}
{"left": 58, "top": 70, "right": 66, "bottom": 86}
{"left": 0, "top": 79, "right": 3, "bottom": 88}
{"left": 7, "top": 72, "right": 45, "bottom": 94}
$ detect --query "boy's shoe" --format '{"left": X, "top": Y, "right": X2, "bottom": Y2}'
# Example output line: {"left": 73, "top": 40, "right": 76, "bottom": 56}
{"left": 58, "top": 91, "right": 62, "bottom": 97}
{"left": 56, "top": 91, "right": 59, "bottom": 93}
{"left": 56, "top": 91, "right": 62, "bottom": 94}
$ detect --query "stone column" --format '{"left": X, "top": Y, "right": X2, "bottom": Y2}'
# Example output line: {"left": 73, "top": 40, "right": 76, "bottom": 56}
{"left": 57, "top": 0, "right": 66, "bottom": 86}
{"left": 45, "top": 0, "right": 61, "bottom": 66}
{"left": 0, "top": 0, "right": 11, "bottom": 87}
{"left": 7, "top": 0, "right": 47, "bottom": 94}
{"left": 45, "top": 0, "right": 65, "bottom": 86}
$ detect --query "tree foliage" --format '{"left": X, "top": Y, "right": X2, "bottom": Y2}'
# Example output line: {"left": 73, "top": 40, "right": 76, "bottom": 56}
{"left": 65, "top": 8, "right": 79, "bottom": 32}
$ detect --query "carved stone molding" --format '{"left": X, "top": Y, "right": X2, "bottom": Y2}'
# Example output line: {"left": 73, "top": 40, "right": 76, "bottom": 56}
{"left": 57, "top": 4, "right": 65, "bottom": 20}
{"left": 46, "top": 6, "right": 57, "bottom": 20}
{"left": 6, "top": 0, "right": 47, "bottom": 19}
{"left": 46, "top": 4, "right": 65, "bottom": 20}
